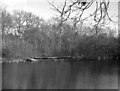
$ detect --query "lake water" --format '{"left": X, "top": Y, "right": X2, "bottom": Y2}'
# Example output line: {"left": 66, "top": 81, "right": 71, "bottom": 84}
{"left": 2, "top": 59, "right": 118, "bottom": 89}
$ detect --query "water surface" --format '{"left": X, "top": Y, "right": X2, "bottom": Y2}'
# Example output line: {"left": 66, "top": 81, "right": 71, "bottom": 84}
{"left": 2, "top": 59, "right": 118, "bottom": 89}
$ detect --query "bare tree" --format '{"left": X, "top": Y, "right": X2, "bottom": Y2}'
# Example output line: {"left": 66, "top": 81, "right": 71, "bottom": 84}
{"left": 1, "top": 9, "right": 13, "bottom": 35}
{"left": 48, "top": 0, "right": 117, "bottom": 32}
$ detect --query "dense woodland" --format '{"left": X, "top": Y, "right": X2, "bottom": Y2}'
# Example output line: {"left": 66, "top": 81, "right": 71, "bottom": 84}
{"left": 0, "top": 9, "right": 119, "bottom": 61}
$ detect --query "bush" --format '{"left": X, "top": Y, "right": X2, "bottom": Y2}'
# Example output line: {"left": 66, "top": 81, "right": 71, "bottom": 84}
{"left": 2, "top": 48, "right": 11, "bottom": 59}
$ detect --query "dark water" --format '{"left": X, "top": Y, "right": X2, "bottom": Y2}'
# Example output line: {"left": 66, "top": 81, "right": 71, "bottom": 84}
{"left": 0, "top": 64, "right": 2, "bottom": 90}
{"left": 2, "top": 59, "right": 118, "bottom": 89}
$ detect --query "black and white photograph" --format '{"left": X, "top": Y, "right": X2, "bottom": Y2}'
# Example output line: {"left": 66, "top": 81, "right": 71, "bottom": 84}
{"left": 0, "top": 0, "right": 119, "bottom": 90}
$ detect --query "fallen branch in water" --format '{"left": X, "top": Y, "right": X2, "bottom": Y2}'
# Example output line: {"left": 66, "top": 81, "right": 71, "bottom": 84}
{"left": 1, "top": 55, "right": 118, "bottom": 63}
{"left": 33, "top": 56, "right": 84, "bottom": 59}
{"left": 24, "top": 56, "right": 84, "bottom": 62}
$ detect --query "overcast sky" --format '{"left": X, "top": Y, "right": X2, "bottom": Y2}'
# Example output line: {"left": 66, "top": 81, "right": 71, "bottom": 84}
{"left": 0, "top": 0, "right": 118, "bottom": 29}
{"left": 0, "top": 0, "right": 55, "bottom": 19}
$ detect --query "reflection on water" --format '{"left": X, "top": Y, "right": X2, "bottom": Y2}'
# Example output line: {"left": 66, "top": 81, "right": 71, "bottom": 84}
{"left": 2, "top": 59, "right": 118, "bottom": 89}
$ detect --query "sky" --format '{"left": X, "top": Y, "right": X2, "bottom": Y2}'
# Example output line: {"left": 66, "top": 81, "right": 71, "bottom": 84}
{"left": 0, "top": 0, "right": 56, "bottom": 19}
{"left": 0, "top": 0, "right": 119, "bottom": 29}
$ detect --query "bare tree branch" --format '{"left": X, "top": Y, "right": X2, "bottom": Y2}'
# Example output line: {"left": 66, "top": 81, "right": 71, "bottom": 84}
{"left": 47, "top": 0, "right": 61, "bottom": 14}
{"left": 48, "top": 0, "right": 116, "bottom": 32}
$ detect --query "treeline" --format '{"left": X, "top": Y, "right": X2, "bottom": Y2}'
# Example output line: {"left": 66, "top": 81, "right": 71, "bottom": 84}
{"left": 0, "top": 9, "right": 119, "bottom": 60}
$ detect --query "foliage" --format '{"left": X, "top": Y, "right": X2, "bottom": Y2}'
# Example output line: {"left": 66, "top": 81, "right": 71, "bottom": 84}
{"left": 1, "top": 9, "right": 119, "bottom": 61}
